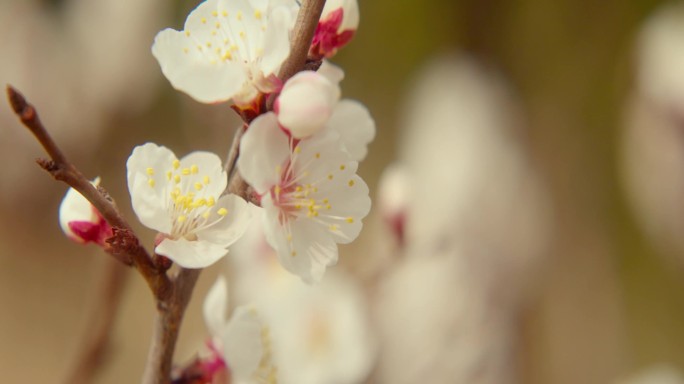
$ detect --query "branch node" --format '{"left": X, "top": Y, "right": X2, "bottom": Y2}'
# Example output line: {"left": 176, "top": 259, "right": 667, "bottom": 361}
{"left": 36, "top": 158, "right": 59, "bottom": 173}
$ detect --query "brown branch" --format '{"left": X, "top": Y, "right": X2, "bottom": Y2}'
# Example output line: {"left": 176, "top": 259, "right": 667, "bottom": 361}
{"left": 276, "top": 0, "right": 327, "bottom": 86}
{"left": 142, "top": 268, "right": 202, "bottom": 384}
{"left": 224, "top": 124, "right": 246, "bottom": 178}
{"left": 6, "top": 85, "right": 172, "bottom": 300}
{"left": 63, "top": 258, "right": 129, "bottom": 384}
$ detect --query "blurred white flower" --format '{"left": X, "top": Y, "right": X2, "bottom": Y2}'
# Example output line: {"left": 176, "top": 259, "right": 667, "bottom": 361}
{"left": 376, "top": 164, "right": 410, "bottom": 246}
{"left": 126, "top": 143, "right": 250, "bottom": 268}
{"left": 275, "top": 71, "right": 341, "bottom": 138}
{"left": 238, "top": 113, "right": 370, "bottom": 282}
{"left": 618, "top": 365, "right": 684, "bottom": 384}
{"left": 203, "top": 276, "right": 276, "bottom": 383}
{"left": 229, "top": 222, "right": 377, "bottom": 384}
{"left": 0, "top": 0, "right": 170, "bottom": 201}
{"left": 152, "top": 0, "right": 292, "bottom": 106}
{"left": 58, "top": 177, "right": 112, "bottom": 245}
{"left": 374, "top": 54, "right": 551, "bottom": 384}
{"left": 622, "top": 2, "right": 684, "bottom": 260}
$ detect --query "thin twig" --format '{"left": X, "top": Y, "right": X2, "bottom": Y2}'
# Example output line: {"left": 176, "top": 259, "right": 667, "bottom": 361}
{"left": 63, "top": 258, "right": 129, "bottom": 384}
{"left": 224, "top": 124, "right": 246, "bottom": 178}
{"left": 6, "top": 85, "right": 172, "bottom": 300}
{"left": 142, "top": 268, "right": 202, "bottom": 384}
{"left": 276, "top": 0, "right": 327, "bottom": 87}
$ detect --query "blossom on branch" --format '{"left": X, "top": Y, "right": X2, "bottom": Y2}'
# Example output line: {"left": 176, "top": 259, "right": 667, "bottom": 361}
{"left": 152, "top": 0, "right": 292, "bottom": 107}
{"left": 59, "top": 177, "right": 113, "bottom": 246}
{"left": 126, "top": 143, "right": 250, "bottom": 268}
{"left": 202, "top": 276, "right": 277, "bottom": 383}
{"left": 310, "top": 0, "right": 359, "bottom": 59}
{"left": 237, "top": 113, "right": 371, "bottom": 283}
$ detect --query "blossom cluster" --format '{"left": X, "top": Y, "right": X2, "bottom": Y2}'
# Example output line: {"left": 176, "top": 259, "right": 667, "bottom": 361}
{"left": 58, "top": 0, "right": 372, "bottom": 382}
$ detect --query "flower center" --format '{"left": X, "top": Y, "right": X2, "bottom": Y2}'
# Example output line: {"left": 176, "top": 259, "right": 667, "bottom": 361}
{"left": 145, "top": 159, "right": 228, "bottom": 240}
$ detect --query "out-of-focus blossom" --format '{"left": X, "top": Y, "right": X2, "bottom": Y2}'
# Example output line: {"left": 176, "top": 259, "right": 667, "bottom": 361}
{"left": 0, "top": 0, "right": 170, "bottom": 201}
{"left": 622, "top": 3, "right": 684, "bottom": 260}
{"left": 152, "top": 0, "right": 291, "bottom": 106}
{"left": 126, "top": 143, "right": 250, "bottom": 268}
{"left": 58, "top": 177, "right": 112, "bottom": 246}
{"left": 617, "top": 365, "right": 684, "bottom": 384}
{"left": 229, "top": 221, "right": 377, "bottom": 384}
{"left": 238, "top": 113, "right": 370, "bottom": 282}
{"left": 275, "top": 71, "right": 341, "bottom": 138}
{"left": 201, "top": 276, "right": 276, "bottom": 383}
{"left": 376, "top": 164, "right": 410, "bottom": 246}
{"left": 310, "top": 0, "right": 359, "bottom": 59}
{"left": 374, "top": 54, "right": 551, "bottom": 384}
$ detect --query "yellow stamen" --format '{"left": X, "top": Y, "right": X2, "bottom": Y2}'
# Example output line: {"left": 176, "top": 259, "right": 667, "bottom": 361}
{"left": 146, "top": 167, "right": 155, "bottom": 175}
{"left": 148, "top": 179, "right": 155, "bottom": 188}
{"left": 217, "top": 208, "right": 228, "bottom": 216}
{"left": 172, "top": 159, "right": 180, "bottom": 169}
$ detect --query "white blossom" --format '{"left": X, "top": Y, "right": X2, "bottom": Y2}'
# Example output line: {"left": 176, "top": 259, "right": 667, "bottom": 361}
{"left": 237, "top": 112, "right": 370, "bottom": 283}
{"left": 229, "top": 223, "right": 376, "bottom": 384}
{"left": 203, "top": 276, "right": 277, "bottom": 383}
{"left": 126, "top": 143, "right": 250, "bottom": 268}
{"left": 152, "top": 0, "right": 292, "bottom": 106}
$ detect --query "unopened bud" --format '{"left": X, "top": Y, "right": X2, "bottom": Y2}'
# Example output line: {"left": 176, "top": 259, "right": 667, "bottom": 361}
{"left": 310, "top": 0, "right": 359, "bottom": 59}
{"left": 58, "top": 177, "right": 112, "bottom": 246}
{"left": 275, "top": 71, "right": 340, "bottom": 138}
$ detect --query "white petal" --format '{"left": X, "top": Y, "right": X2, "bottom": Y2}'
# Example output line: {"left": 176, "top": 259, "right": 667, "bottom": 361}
{"left": 328, "top": 100, "right": 375, "bottom": 161}
{"left": 155, "top": 237, "right": 228, "bottom": 268}
{"left": 152, "top": 28, "right": 246, "bottom": 104}
{"left": 222, "top": 306, "right": 264, "bottom": 380}
{"left": 179, "top": 150, "right": 228, "bottom": 198}
{"left": 294, "top": 128, "right": 347, "bottom": 183}
{"left": 203, "top": 276, "right": 229, "bottom": 337}
{"left": 260, "top": 6, "right": 292, "bottom": 76}
{"left": 318, "top": 60, "right": 345, "bottom": 85}
{"left": 262, "top": 201, "right": 337, "bottom": 283}
{"left": 197, "top": 194, "right": 251, "bottom": 247}
{"left": 277, "top": 71, "right": 340, "bottom": 138}
{"left": 126, "top": 143, "right": 175, "bottom": 234}
{"left": 59, "top": 177, "right": 101, "bottom": 241}
{"left": 322, "top": 174, "right": 370, "bottom": 244}
{"left": 238, "top": 113, "right": 290, "bottom": 193}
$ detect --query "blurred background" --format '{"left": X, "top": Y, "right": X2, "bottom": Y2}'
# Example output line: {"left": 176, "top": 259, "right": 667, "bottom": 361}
{"left": 2, "top": 0, "right": 684, "bottom": 383}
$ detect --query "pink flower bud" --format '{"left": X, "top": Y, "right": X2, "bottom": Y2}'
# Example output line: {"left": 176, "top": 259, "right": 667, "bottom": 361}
{"left": 275, "top": 71, "right": 340, "bottom": 138}
{"left": 58, "top": 177, "right": 112, "bottom": 246}
{"left": 310, "top": 0, "right": 359, "bottom": 59}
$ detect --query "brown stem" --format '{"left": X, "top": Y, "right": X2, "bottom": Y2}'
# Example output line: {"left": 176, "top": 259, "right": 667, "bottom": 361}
{"left": 6, "top": 85, "right": 172, "bottom": 300}
{"left": 63, "top": 258, "right": 129, "bottom": 384}
{"left": 276, "top": 0, "right": 327, "bottom": 86}
{"left": 142, "top": 268, "right": 202, "bottom": 384}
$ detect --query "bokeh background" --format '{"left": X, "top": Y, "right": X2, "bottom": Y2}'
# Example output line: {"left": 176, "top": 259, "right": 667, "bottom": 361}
{"left": 2, "top": 0, "right": 684, "bottom": 383}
